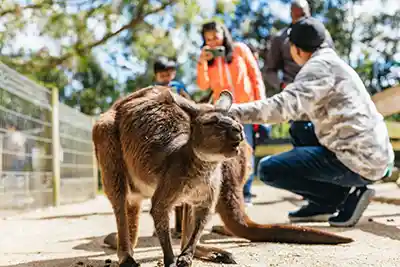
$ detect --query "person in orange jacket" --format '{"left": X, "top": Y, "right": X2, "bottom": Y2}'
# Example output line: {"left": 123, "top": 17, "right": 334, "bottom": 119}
{"left": 197, "top": 21, "right": 266, "bottom": 205}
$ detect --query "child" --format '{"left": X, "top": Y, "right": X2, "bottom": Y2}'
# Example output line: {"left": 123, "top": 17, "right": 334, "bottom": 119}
{"left": 230, "top": 17, "right": 394, "bottom": 227}
{"left": 154, "top": 56, "right": 191, "bottom": 100}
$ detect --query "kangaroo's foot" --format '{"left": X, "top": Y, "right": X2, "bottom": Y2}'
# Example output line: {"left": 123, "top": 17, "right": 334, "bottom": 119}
{"left": 176, "top": 252, "right": 193, "bottom": 267}
{"left": 119, "top": 255, "right": 140, "bottom": 267}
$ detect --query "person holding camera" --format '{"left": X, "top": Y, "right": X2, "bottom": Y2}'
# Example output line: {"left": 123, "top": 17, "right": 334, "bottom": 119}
{"left": 197, "top": 21, "right": 266, "bottom": 205}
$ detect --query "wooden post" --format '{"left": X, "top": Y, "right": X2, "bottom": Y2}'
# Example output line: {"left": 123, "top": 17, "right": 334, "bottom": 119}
{"left": 51, "top": 87, "right": 61, "bottom": 206}
{"left": 91, "top": 117, "right": 99, "bottom": 197}
{"left": 0, "top": 134, "right": 3, "bottom": 177}
{"left": 371, "top": 85, "right": 400, "bottom": 117}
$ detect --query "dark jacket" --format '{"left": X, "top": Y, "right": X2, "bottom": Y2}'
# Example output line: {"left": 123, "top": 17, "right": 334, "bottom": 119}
{"left": 264, "top": 25, "right": 335, "bottom": 91}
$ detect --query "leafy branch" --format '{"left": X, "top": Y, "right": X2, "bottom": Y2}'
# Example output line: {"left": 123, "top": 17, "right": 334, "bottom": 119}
{"left": 0, "top": 2, "right": 53, "bottom": 17}
{"left": 5, "top": 0, "right": 179, "bottom": 70}
{"left": 0, "top": 0, "right": 178, "bottom": 69}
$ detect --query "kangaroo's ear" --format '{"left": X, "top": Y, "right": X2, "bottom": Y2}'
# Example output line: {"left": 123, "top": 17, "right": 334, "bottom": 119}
{"left": 215, "top": 90, "right": 233, "bottom": 111}
{"left": 170, "top": 91, "right": 202, "bottom": 117}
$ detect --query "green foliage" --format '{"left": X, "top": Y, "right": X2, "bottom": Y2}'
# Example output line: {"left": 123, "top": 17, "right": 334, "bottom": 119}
{"left": 387, "top": 114, "right": 400, "bottom": 122}
{"left": 270, "top": 123, "right": 291, "bottom": 139}
{"left": 0, "top": 0, "right": 209, "bottom": 115}
{"left": 0, "top": 0, "right": 398, "bottom": 122}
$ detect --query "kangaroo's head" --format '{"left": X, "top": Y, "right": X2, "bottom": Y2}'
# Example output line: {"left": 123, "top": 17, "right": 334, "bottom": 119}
{"left": 173, "top": 90, "right": 244, "bottom": 162}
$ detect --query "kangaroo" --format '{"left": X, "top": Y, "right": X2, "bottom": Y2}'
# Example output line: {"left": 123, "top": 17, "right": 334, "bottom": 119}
{"left": 94, "top": 86, "right": 353, "bottom": 267}
{"left": 93, "top": 86, "right": 250, "bottom": 267}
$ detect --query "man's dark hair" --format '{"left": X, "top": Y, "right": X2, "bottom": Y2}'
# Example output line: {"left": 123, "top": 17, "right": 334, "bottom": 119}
{"left": 153, "top": 56, "right": 177, "bottom": 74}
{"left": 200, "top": 21, "right": 234, "bottom": 65}
{"left": 289, "top": 17, "right": 327, "bottom": 52}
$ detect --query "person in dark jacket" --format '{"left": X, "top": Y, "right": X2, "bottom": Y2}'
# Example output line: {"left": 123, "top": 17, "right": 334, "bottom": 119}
{"left": 264, "top": 0, "right": 335, "bottom": 92}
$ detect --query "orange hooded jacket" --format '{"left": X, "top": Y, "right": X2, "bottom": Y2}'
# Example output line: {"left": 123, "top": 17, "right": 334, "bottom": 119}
{"left": 196, "top": 42, "right": 265, "bottom": 104}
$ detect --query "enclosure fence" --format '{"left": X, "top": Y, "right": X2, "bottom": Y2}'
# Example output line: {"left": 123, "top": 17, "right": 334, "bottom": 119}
{"left": 0, "top": 62, "right": 97, "bottom": 210}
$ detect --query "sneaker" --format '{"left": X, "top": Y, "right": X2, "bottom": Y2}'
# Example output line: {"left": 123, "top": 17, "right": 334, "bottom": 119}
{"left": 329, "top": 186, "right": 375, "bottom": 227}
{"left": 244, "top": 195, "right": 253, "bottom": 206}
{"left": 288, "top": 202, "right": 337, "bottom": 222}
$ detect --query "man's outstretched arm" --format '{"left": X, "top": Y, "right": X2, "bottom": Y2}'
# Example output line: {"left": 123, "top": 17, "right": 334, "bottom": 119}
{"left": 231, "top": 60, "right": 334, "bottom": 125}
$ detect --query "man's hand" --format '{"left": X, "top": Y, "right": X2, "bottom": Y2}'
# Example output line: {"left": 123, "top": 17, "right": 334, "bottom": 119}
{"left": 228, "top": 104, "right": 242, "bottom": 122}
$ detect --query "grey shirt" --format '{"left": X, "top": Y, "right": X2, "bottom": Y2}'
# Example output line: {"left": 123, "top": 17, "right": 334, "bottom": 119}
{"left": 231, "top": 48, "right": 394, "bottom": 181}
{"left": 264, "top": 25, "right": 335, "bottom": 91}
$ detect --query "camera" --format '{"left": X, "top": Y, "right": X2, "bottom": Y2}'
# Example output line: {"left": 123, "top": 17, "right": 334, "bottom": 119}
{"left": 206, "top": 46, "right": 225, "bottom": 58}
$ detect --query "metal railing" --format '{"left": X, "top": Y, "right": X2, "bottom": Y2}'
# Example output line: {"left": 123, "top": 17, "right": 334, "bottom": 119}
{"left": 0, "top": 62, "right": 97, "bottom": 210}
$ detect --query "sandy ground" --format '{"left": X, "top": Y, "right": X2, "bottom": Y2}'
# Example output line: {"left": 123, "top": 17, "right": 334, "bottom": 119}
{"left": 1, "top": 185, "right": 400, "bottom": 267}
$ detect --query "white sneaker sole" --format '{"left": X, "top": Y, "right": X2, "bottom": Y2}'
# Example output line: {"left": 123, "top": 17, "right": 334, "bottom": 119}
{"left": 289, "top": 213, "right": 334, "bottom": 223}
{"left": 329, "top": 188, "right": 375, "bottom": 228}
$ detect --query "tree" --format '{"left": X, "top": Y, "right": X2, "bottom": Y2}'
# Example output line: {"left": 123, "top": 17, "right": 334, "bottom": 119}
{"left": 223, "top": 0, "right": 399, "bottom": 97}
{"left": 0, "top": 0, "right": 209, "bottom": 115}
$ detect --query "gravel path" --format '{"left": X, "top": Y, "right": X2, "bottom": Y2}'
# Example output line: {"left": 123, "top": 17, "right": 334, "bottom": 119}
{"left": 1, "top": 186, "right": 400, "bottom": 267}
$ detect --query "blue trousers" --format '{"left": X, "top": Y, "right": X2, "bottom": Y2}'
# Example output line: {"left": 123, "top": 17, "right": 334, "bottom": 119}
{"left": 243, "top": 124, "right": 255, "bottom": 197}
{"left": 258, "top": 121, "right": 371, "bottom": 208}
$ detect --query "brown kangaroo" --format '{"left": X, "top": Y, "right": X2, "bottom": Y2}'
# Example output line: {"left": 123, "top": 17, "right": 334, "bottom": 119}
{"left": 93, "top": 86, "right": 250, "bottom": 267}
{"left": 94, "top": 86, "right": 353, "bottom": 267}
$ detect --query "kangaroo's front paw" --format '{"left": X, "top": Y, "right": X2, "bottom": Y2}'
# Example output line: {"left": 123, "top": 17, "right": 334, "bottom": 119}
{"left": 176, "top": 253, "right": 193, "bottom": 267}
{"left": 119, "top": 256, "right": 140, "bottom": 267}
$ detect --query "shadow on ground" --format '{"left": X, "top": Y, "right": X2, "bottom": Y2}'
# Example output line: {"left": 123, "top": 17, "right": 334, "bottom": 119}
{"left": 303, "top": 212, "right": 400, "bottom": 241}
{"left": 69, "top": 231, "right": 250, "bottom": 253}
{"left": 2, "top": 254, "right": 161, "bottom": 267}
{"left": 4, "top": 233, "right": 248, "bottom": 267}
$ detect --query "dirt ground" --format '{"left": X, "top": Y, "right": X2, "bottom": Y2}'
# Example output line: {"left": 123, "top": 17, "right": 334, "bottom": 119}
{"left": 1, "top": 185, "right": 400, "bottom": 267}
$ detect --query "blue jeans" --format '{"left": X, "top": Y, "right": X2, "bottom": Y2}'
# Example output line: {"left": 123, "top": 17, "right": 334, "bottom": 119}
{"left": 243, "top": 124, "right": 255, "bottom": 197}
{"left": 258, "top": 121, "right": 371, "bottom": 209}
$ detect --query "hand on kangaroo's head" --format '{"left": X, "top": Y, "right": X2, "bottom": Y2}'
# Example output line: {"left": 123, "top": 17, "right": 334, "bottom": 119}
{"left": 180, "top": 90, "right": 244, "bottom": 162}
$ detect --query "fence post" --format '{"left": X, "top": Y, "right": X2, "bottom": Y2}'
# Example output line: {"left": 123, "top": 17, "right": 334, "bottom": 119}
{"left": 91, "top": 117, "right": 99, "bottom": 197}
{"left": 0, "top": 134, "right": 3, "bottom": 177}
{"left": 51, "top": 87, "right": 61, "bottom": 206}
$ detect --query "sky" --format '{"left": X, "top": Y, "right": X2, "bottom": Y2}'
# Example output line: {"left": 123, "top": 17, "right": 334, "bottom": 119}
{"left": 3, "top": 0, "right": 400, "bottom": 95}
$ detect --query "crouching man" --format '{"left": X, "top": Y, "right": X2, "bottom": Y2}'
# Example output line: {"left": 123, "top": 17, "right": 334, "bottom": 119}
{"left": 230, "top": 17, "right": 394, "bottom": 227}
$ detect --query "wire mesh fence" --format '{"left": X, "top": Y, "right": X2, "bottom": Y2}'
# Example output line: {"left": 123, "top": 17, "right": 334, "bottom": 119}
{"left": 59, "top": 103, "right": 97, "bottom": 205}
{"left": 0, "top": 62, "right": 97, "bottom": 210}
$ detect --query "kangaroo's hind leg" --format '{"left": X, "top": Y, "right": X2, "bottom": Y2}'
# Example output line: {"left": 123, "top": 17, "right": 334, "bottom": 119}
{"left": 93, "top": 120, "right": 140, "bottom": 267}
{"left": 127, "top": 196, "right": 143, "bottom": 250}
{"left": 180, "top": 203, "right": 236, "bottom": 265}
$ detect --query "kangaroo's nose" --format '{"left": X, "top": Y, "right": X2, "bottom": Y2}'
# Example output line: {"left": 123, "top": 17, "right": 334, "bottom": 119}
{"left": 228, "top": 126, "right": 244, "bottom": 142}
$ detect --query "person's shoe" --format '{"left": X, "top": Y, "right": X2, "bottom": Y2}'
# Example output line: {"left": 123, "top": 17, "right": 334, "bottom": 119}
{"left": 329, "top": 186, "right": 375, "bottom": 227}
{"left": 250, "top": 193, "right": 257, "bottom": 198}
{"left": 244, "top": 195, "right": 253, "bottom": 207}
{"left": 288, "top": 202, "right": 337, "bottom": 222}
